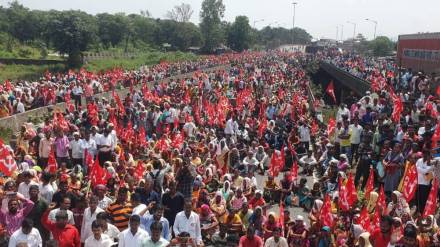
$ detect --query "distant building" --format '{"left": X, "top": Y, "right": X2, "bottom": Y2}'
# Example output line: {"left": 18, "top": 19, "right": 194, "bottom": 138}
{"left": 397, "top": 32, "right": 440, "bottom": 74}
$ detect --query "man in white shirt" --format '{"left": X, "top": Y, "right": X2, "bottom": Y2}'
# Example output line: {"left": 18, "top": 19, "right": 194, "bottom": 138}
{"left": 173, "top": 200, "right": 202, "bottom": 245}
{"left": 298, "top": 121, "right": 311, "bottom": 152}
{"left": 8, "top": 218, "right": 42, "bottom": 247}
{"left": 118, "top": 215, "right": 149, "bottom": 247}
{"left": 16, "top": 98, "right": 25, "bottom": 113}
{"left": 39, "top": 172, "right": 55, "bottom": 203}
{"left": 143, "top": 222, "right": 169, "bottom": 247}
{"left": 81, "top": 196, "right": 105, "bottom": 243}
{"left": 85, "top": 220, "right": 114, "bottom": 247}
{"left": 264, "top": 227, "right": 288, "bottom": 247}
{"left": 336, "top": 103, "right": 350, "bottom": 122}
{"left": 183, "top": 119, "right": 197, "bottom": 138}
{"left": 416, "top": 150, "right": 434, "bottom": 213}
{"left": 72, "top": 82, "right": 83, "bottom": 110}
{"left": 224, "top": 115, "right": 238, "bottom": 137}
{"left": 82, "top": 131, "right": 97, "bottom": 159}
{"left": 48, "top": 197, "right": 75, "bottom": 225}
{"left": 69, "top": 132, "right": 84, "bottom": 168}
{"left": 17, "top": 171, "right": 38, "bottom": 199}
{"left": 96, "top": 212, "right": 120, "bottom": 242}
{"left": 349, "top": 118, "right": 363, "bottom": 163}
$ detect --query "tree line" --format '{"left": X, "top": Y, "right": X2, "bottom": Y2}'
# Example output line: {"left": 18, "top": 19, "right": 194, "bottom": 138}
{"left": 0, "top": 0, "right": 312, "bottom": 67}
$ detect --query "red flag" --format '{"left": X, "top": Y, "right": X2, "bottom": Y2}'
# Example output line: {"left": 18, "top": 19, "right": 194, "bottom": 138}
{"left": 279, "top": 203, "right": 285, "bottom": 237}
{"left": 171, "top": 132, "right": 184, "bottom": 149}
{"left": 258, "top": 118, "right": 267, "bottom": 138}
{"left": 0, "top": 139, "right": 17, "bottom": 176}
{"left": 391, "top": 95, "right": 403, "bottom": 123}
{"left": 339, "top": 177, "right": 350, "bottom": 212}
{"left": 372, "top": 207, "right": 381, "bottom": 231}
{"left": 84, "top": 149, "right": 94, "bottom": 169}
{"left": 358, "top": 207, "right": 371, "bottom": 232}
{"left": 138, "top": 126, "right": 147, "bottom": 146}
{"left": 289, "top": 161, "right": 299, "bottom": 182}
{"left": 346, "top": 174, "right": 358, "bottom": 206}
{"left": 401, "top": 164, "right": 418, "bottom": 202}
{"left": 423, "top": 178, "right": 439, "bottom": 217}
{"left": 327, "top": 117, "right": 336, "bottom": 136}
{"left": 269, "top": 150, "right": 283, "bottom": 177}
{"left": 377, "top": 186, "right": 386, "bottom": 213}
{"left": 320, "top": 194, "right": 333, "bottom": 227}
{"left": 89, "top": 157, "right": 110, "bottom": 187}
{"left": 280, "top": 145, "right": 286, "bottom": 171}
{"left": 436, "top": 86, "right": 440, "bottom": 96}
{"left": 311, "top": 120, "right": 319, "bottom": 136}
{"left": 134, "top": 160, "right": 145, "bottom": 180}
{"left": 46, "top": 149, "right": 57, "bottom": 174}
{"left": 326, "top": 81, "right": 336, "bottom": 103}
{"left": 365, "top": 167, "right": 375, "bottom": 200}
{"left": 112, "top": 91, "right": 125, "bottom": 116}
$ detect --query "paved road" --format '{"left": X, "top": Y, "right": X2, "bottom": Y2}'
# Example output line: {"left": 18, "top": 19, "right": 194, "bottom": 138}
{"left": 255, "top": 165, "right": 315, "bottom": 226}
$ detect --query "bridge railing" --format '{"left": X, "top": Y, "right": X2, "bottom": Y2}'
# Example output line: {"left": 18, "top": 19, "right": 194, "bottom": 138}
{"left": 319, "top": 61, "right": 371, "bottom": 96}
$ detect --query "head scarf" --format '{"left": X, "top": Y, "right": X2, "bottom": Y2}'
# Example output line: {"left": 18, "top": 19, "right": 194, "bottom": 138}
{"left": 388, "top": 190, "right": 410, "bottom": 217}
{"left": 359, "top": 232, "right": 373, "bottom": 247}
{"left": 367, "top": 191, "right": 379, "bottom": 213}
{"left": 312, "top": 199, "right": 323, "bottom": 214}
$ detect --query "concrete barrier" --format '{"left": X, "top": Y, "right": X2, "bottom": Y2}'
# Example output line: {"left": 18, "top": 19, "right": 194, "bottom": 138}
{"left": 0, "top": 65, "right": 229, "bottom": 133}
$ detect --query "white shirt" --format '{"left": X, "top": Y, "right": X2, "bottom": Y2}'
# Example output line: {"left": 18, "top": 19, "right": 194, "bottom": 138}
{"left": 299, "top": 125, "right": 311, "bottom": 142}
{"left": 349, "top": 124, "right": 363, "bottom": 145}
{"left": 118, "top": 228, "right": 150, "bottom": 247}
{"left": 81, "top": 207, "right": 105, "bottom": 242}
{"left": 264, "top": 236, "right": 288, "bottom": 247}
{"left": 416, "top": 158, "right": 433, "bottom": 185}
{"left": 8, "top": 227, "right": 42, "bottom": 247}
{"left": 81, "top": 138, "right": 97, "bottom": 158}
{"left": 39, "top": 183, "right": 55, "bottom": 203}
{"left": 72, "top": 86, "right": 83, "bottom": 95}
{"left": 336, "top": 107, "right": 350, "bottom": 122}
{"left": 173, "top": 211, "right": 202, "bottom": 244}
{"left": 103, "top": 223, "right": 121, "bottom": 241}
{"left": 18, "top": 181, "right": 38, "bottom": 199}
{"left": 70, "top": 139, "right": 84, "bottom": 159}
{"left": 96, "top": 135, "right": 113, "bottom": 152}
{"left": 132, "top": 204, "right": 147, "bottom": 216}
{"left": 183, "top": 122, "right": 197, "bottom": 137}
{"left": 142, "top": 237, "right": 170, "bottom": 247}
{"left": 224, "top": 118, "right": 238, "bottom": 135}
{"left": 98, "top": 196, "right": 113, "bottom": 210}
{"left": 85, "top": 233, "right": 114, "bottom": 247}
{"left": 16, "top": 101, "right": 25, "bottom": 113}
{"left": 49, "top": 208, "right": 76, "bottom": 225}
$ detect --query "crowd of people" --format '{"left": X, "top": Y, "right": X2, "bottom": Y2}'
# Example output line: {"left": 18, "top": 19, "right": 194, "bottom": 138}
{"left": 0, "top": 55, "right": 233, "bottom": 117}
{"left": 0, "top": 48, "right": 439, "bottom": 247}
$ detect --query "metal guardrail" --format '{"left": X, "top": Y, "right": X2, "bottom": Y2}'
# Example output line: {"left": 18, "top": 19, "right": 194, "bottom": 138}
{"left": 319, "top": 61, "right": 371, "bottom": 96}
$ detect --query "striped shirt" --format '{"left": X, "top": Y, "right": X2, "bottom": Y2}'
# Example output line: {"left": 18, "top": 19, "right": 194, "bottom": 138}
{"left": 106, "top": 202, "right": 132, "bottom": 231}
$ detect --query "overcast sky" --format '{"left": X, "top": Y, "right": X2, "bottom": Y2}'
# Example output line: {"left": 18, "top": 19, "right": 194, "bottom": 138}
{"left": 1, "top": 0, "right": 439, "bottom": 41}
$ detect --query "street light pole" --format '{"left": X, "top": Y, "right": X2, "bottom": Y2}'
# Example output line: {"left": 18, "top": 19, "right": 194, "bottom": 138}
{"left": 336, "top": 26, "right": 339, "bottom": 41}
{"left": 340, "top": 24, "right": 344, "bottom": 42}
{"left": 292, "top": 2, "right": 297, "bottom": 46}
{"left": 253, "top": 19, "right": 264, "bottom": 29}
{"left": 347, "top": 21, "right": 356, "bottom": 40}
{"left": 365, "top": 18, "right": 378, "bottom": 39}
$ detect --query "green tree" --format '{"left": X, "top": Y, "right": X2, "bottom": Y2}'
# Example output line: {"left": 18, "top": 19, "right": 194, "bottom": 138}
{"left": 227, "top": 16, "right": 252, "bottom": 52}
{"left": 369, "top": 36, "right": 395, "bottom": 56}
{"left": 199, "top": 0, "right": 225, "bottom": 53}
{"left": 96, "top": 13, "right": 129, "bottom": 48}
{"left": 166, "top": 3, "right": 194, "bottom": 22}
{"left": 47, "top": 10, "right": 98, "bottom": 67}
{"left": 5, "top": 1, "right": 45, "bottom": 43}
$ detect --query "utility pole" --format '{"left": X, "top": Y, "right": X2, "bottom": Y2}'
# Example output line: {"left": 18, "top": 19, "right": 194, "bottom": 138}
{"left": 366, "top": 18, "right": 378, "bottom": 39}
{"left": 292, "top": 2, "right": 297, "bottom": 47}
{"left": 347, "top": 21, "right": 356, "bottom": 40}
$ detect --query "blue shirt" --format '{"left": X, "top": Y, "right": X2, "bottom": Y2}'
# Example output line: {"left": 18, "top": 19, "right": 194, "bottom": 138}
{"left": 141, "top": 215, "right": 171, "bottom": 240}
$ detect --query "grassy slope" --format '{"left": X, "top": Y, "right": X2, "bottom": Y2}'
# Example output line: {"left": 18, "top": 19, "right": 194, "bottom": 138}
{"left": 0, "top": 51, "right": 198, "bottom": 81}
